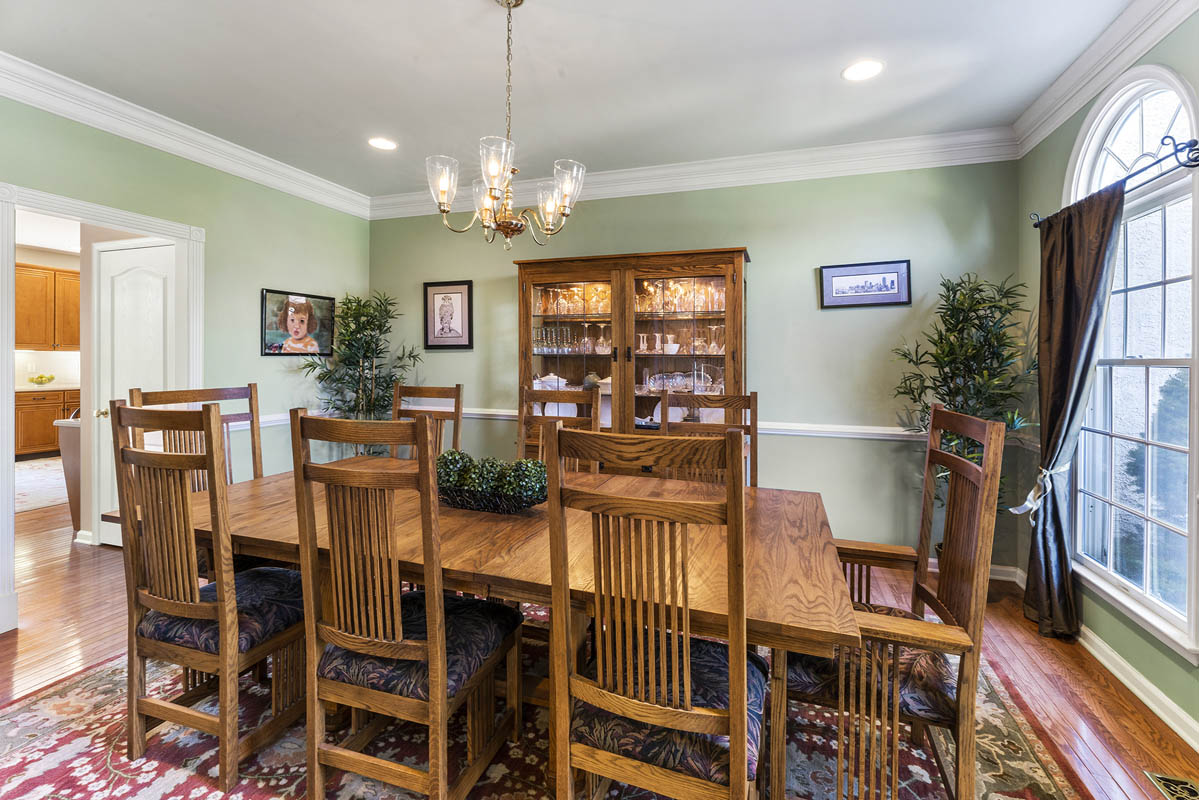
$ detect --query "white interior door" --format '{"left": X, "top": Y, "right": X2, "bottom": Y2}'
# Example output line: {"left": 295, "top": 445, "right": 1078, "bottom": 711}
{"left": 95, "top": 240, "right": 178, "bottom": 546}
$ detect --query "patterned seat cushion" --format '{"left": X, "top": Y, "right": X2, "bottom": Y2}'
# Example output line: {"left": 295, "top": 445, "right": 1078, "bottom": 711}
{"left": 786, "top": 601, "right": 958, "bottom": 726}
{"left": 317, "top": 592, "right": 523, "bottom": 701}
{"left": 571, "top": 637, "right": 769, "bottom": 786}
{"left": 136, "top": 567, "right": 303, "bottom": 654}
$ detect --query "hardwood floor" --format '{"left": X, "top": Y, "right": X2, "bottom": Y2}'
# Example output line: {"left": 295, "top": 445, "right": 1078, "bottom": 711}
{"left": 0, "top": 503, "right": 126, "bottom": 705}
{"left": 1, "top": 506, "right": 1194, "bottom": 797}
{"left": 869, "top": 568, "right": 1197, "bottom": 799}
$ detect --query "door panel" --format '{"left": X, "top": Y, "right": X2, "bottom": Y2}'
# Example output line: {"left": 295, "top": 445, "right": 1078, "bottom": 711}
{"left": 15, "top": 266, "right": 54, "bottom": 350}
{"left": 54, "top": 271, "right": 81, "bottom": 350}
{"left": 16, "top": 404, "right": 63, "bottom": 454}
{"left": 96, "top": 243, "right": 176, "bottom": 546}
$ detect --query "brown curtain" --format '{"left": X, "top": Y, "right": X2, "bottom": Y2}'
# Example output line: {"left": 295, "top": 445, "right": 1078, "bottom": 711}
{"left": 1024, "top": 182, "right": 1125, "bottom": 637}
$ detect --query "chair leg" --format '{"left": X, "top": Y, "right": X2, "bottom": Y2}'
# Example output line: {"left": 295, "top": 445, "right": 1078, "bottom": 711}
{"left": 217, "top": 663, "right": 240, "bottom": 793}
{"left": 911, "top": 720, "right": 927, "bottom": 747}
{"left": 126, "top": 648, "right": 147, "bottom": 761}
{"left": 507, "top": 633, "right": 523, "bottom": 743}
{"left": 307, "top": 691, "right": 327, "bottom": 797}
{"left": 769, "top": 649, "right": 788, "bottom": 800}
{"left": 954, "top": 705, "right": 975, "bottom": 800}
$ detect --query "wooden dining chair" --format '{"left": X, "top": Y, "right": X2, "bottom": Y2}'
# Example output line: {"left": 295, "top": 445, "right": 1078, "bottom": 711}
{"left": 129, "top": 384, "right": 263, "bottom": 489}
{"left": 545, "top": 424, "right": 768, "bottom": 800}
{"left": 130, "top": 384, "right": 270, "bottom": 577}
{"left": 392, "top": 382, "right": 464, "bottom": 456}
{"left": 517, "top": 386, "right": 600, "bottom": 471}
{"left": 109, "top": 400, "right": 305, "bottom": 793}
{"left": 771, "top": 404, "right": 1004, "bottom": 800}
{"left": 659, "top": 391, "right": 758, "bottom": 487}
{"left": 290, "top": 410, "right": 523, "bottom": 800}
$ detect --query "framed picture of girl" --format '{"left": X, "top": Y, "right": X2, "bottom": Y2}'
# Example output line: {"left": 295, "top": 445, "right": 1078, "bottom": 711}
{"left": 424, "top": 280, "right": 473, "bottom": 350}
{"left": 261, "top": 289, "right": 335, "bottom": 356}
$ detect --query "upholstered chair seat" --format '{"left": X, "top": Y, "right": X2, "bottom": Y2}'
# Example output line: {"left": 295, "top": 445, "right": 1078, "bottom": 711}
{"left": 136, "top": 566, "right": 304, "bottom": 654}
{"left": 786, "top": 602, "right": 958, "bottom": 727}
{"left": 317, "top": 591, "right": 523, "bottom": 700}
{"left": 571, "top": 638, "right": 769, "bottom": 786}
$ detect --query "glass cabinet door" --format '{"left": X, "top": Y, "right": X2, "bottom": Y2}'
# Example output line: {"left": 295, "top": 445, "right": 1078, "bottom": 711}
{"left": 529, "top": 279, "right": 615, "bottom": 428}
{"left": 631, "top": 272, "right": 729, "bottom": 430}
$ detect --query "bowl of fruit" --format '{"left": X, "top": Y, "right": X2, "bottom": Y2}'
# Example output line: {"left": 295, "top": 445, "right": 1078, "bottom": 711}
{"left": 27, "top": 374, "right": 55, "bottom": 386}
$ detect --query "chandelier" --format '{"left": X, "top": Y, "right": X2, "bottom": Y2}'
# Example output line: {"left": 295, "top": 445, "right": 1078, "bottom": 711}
{"left": 425, "top": 0, "right": 585, "bottom": 250}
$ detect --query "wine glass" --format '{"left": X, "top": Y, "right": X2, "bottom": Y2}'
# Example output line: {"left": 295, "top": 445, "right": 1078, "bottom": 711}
{"left": 708, "top": 325, "right": 720, "bottom": 354}
{"left": 596, "top": 324, "right": 610, "bottom": 354}
{"left": 581, "top": 322, "right": 594, "bottom": 354}
{"left": 638, "top": 332, "right": 648, "bottom": 353}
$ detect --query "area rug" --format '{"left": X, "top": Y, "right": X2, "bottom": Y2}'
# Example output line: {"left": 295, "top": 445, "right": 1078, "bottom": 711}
{"left": 0, "top": 650, "right": 1080, "bottom": 800}
{"left": 14, "top": 456, "right": 68, "bottom": 512}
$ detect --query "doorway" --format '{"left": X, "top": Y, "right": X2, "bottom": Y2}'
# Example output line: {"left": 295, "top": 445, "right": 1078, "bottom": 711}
{"left": 0, "top": 183, "right": 205, "bottom": 636}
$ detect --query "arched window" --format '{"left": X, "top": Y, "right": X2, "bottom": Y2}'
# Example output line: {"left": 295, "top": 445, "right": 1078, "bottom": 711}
{"left": 1069, "top": 66, "right": 1197, "bottom": 643}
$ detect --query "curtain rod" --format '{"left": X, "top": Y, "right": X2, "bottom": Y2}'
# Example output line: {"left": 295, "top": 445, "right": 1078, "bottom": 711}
{"left": 1030, "top": 135, "right": 1199, "bottom": 228}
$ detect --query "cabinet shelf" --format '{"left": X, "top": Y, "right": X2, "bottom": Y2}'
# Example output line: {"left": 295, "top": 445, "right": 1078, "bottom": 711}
{"left": 531, "top": 314, "right": 612, "bottom": 322}
{"left": 634, "top": 352, "right": 725, "bottom": 358}
{"left": 634, "top": 311, "right": 726, "bottom": 321}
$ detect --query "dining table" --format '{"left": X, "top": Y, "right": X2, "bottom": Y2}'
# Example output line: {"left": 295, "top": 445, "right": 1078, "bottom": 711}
{"left": 103, "top": 460, "right": 860, "bottom": 657}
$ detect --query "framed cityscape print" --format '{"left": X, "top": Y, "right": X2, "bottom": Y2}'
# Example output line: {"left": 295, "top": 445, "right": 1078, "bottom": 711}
{"left": 424, "top": 280, "right": 474, "bottom": 349}
{"left": 261, "top": 289, "right": 335, "bottom": 355}
{"left": 818, "top": 260, "right": 911, "bottom": 309}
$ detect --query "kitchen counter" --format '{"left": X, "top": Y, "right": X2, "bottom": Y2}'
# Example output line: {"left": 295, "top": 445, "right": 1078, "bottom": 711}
{"left": 16, "top": 384, "right": 79, "bottom": 392}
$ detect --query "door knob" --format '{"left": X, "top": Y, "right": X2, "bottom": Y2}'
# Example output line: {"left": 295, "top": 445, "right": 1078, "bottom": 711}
{"left": 94, "top": 408, "right": 109, "bottom": 418}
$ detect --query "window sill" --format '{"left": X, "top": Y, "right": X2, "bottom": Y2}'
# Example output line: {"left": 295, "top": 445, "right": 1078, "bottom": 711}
{"left": 1071, "top": 559, "right": 1199, "bottom": 666}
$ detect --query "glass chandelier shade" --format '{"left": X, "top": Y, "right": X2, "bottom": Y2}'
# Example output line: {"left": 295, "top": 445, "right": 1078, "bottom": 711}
{"left": 424, "top": 0, "right": 585, "bottom": 248}
{"left": 553, "top": 159, "right": 586, "bottom": 214}
{"left": 425, "top": 155, "right": 459, "bottom": 212}
{"left": 479, "top": 136, "right": 516, "bottom": 195}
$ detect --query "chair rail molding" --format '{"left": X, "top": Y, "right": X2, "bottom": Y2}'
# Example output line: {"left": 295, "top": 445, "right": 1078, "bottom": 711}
{"left": 0, "top": 182, "right": 206, "bottom": 632}
{"left": 1014, "top": 0, "right": 1199, "bottom": 156}
{"left": 0, "top": 51, "right": 371, "bottom": 219}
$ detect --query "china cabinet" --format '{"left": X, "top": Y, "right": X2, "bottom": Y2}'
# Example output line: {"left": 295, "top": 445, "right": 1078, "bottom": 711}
{"left": 515, "top": 247, "right": 748, "bottom": 432}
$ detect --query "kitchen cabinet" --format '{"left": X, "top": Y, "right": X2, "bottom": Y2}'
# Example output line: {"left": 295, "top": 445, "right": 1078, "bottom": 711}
{"left": 15, "top": 263, "right": 80, "bottom": 351}
{"left": 15, "top": 390, "right": 79, "bottom": 456}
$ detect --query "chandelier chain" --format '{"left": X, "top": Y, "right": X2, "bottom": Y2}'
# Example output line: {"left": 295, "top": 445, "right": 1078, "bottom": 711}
{"left": 505, "top": 2, "right": 513, "bottom": 143}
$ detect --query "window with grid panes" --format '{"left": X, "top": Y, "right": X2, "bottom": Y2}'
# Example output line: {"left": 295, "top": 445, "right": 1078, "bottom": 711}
{"left": 1075, "top": 83, "right": 1195, "bottom": 626}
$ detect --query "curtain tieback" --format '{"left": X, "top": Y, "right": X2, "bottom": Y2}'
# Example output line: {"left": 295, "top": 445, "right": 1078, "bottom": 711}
{"left": 1008, "top": 464, "right": 1071, "bottom": 525}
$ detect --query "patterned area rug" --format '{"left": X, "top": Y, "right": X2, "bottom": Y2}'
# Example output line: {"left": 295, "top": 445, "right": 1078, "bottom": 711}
{"left": 14, "top": 456, "right": 68, "bottom": 512}
{"left": 0, "top": 648, "right": 1080, "bottom": 800}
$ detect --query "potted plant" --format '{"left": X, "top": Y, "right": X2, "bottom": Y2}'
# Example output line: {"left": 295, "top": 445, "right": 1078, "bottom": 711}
{"left": 894, "top": 273, "right": 1037, "bottom": 454}
{"left": 299, "top": 291, "right": 421, "bottom": 425}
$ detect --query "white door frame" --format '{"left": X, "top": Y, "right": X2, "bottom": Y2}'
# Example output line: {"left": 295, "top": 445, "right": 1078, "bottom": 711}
{"left": 0, "top": 182, "right": 205, "bottom": 633}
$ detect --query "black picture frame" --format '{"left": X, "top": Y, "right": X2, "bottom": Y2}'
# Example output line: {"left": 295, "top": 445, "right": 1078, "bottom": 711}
{"left": 260, "top": 288, "right": 336, "bottom": 356}
{"left": 818, "top": 260, "right": 912, "bottom": 309}
{"left": 424, "top": 280, "right": 474, "bottom": 350}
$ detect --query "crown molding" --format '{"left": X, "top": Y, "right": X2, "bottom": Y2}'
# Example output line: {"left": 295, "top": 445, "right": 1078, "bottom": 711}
{"left": 1014, "top": 0, "right": 1199, "bottom": 157}
{"left": 0, "top": 50, "right": 372, "bottom": 218}
{"left": 370, "top": 127, "right": 1020, "bottom": 220}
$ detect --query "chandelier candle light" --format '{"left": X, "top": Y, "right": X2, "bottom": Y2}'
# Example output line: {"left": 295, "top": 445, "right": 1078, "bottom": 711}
{"left": 425, "top": 0, "right": 586, "bottom": 250}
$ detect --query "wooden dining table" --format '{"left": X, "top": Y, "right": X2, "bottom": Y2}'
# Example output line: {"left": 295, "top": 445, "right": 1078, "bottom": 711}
{"left": 103, "top": 459, "right": 859, "bottom": 658}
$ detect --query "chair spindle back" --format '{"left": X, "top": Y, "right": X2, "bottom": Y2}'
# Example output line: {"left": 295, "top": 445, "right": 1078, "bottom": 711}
{"left": 291, "top": 412, "right": 442, "bottom": 664}
{"left": 392, "top": 383, "right": 464, "bottom": 457}
{"left": 517, "top": 386, "right": 600, "bottom": 471}
{"left": 110, "top": 400, "right": 235, "bottom": 619}
{"left": 129, "top": 384, "right": 263, "bottom": 491}
{"left": 659, "top": 391, "right": 758, "bottom": 486}
{"left": 546, "top": 425, "right": 750, "bottom": 792}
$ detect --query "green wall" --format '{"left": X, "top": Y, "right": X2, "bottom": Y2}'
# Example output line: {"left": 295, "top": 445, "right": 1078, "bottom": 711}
{"left": 1014, "top": 14, "right": 1199, "bottom": 725}
{"left": 0, "top": 96, "right": 370, "bottom": 475}
{"left": 370, "top": 162, "right": 1025, "bottom": 565}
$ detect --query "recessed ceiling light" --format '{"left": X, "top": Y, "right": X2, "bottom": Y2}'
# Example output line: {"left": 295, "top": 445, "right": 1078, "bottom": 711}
{"left": 368, "top": 137, "right": 398, "bottom": 151}
{"left": 841, "top": 59, "right": 885, "bottom": 82}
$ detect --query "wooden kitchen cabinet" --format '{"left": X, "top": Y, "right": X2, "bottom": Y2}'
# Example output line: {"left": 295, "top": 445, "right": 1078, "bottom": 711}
{"left": 15, "top": 263, "right": 80, "bottom": 351}
{"left": 54, "top": 271, "right": 81, "bottom": 350}
{"left": 15, "top": 391, "right": 66, "bottom": 455}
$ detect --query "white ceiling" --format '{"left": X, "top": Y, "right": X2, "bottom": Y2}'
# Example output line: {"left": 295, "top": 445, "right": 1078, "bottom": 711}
{"left": 15, "top": 209, "right": 80, "bottom": 253}
{"left": 0, "top": 0, "right": 1132, "bottom": 198}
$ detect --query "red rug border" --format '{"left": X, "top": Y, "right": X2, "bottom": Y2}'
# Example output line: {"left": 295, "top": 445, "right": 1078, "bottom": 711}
{"left": 0, "top": 652, "right": 125, "bottom": 712}
{"left": 985, "top": 656, "right": 1095, "bottom": 800}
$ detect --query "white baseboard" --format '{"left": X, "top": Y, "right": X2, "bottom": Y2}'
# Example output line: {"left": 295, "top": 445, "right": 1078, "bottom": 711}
{"left": 73, "top": 528, "right": 99, "bottom": 545}
{"left": 927, "top": 558, "right": 1028, "bottom": 590}
{"left": 1077, "top": 625, "right": 1199, "bottom": 756}
{"left": 0, "top": 590, "right": 16, "bottom": 633}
